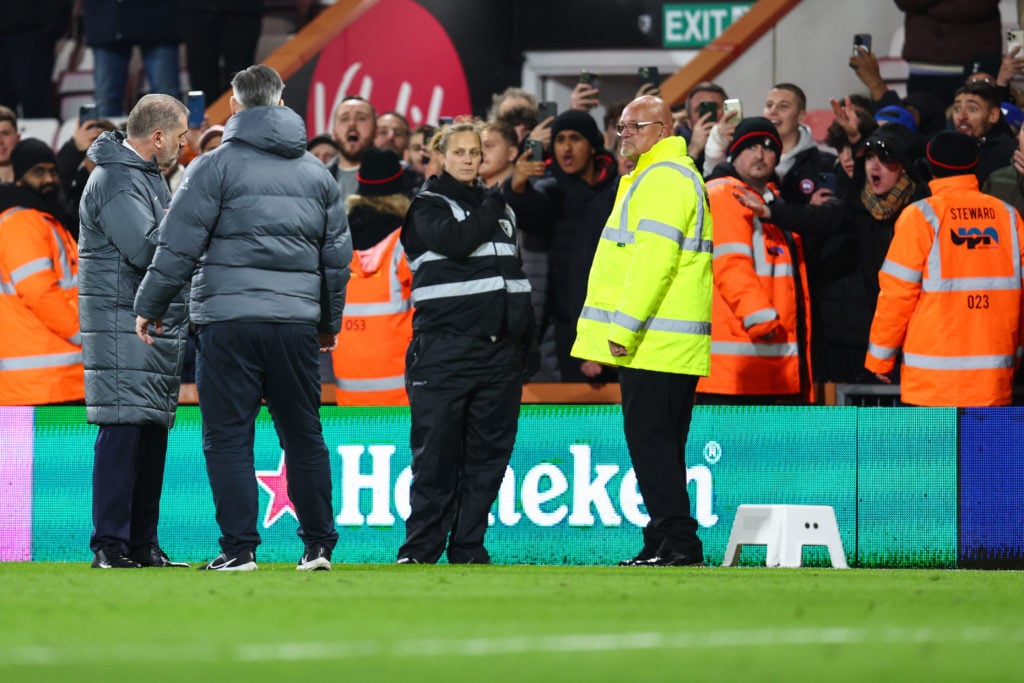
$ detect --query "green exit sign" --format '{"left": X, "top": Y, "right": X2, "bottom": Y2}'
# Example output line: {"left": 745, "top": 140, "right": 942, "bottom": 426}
{"left": 663, "top": 2, "right": 754, "bottom": 48}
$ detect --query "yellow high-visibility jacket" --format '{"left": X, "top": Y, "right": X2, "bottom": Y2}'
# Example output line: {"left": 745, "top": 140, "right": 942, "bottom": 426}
{"left": 571, "top": 136, "right": 713, "bottom": 374}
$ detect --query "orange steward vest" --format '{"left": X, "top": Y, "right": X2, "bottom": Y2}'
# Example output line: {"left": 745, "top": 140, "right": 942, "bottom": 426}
{"left": 0, "top": 206, "right": 84, "bottom": 405}
{"left": 331, "top": 228, "right": 413, "bottom": 406}
{"left": 697, "top": 177, "right": 812, "bottom": 398}
{"left": 866, "top": 174, "right": 1024, "bottom": 406}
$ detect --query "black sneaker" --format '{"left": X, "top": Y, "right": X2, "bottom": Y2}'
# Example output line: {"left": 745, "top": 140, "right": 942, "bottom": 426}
{"left": 639, "top": 551, "right": 706, "bottom": 567}
{"left": 617, "top": 549, "right": 658, "bottom": 566}
{"left": 197, "top": 549, "right": 257, "bottom": 571}
{"left": 129, "top": 544, "right": 189, "bottom": 568}
{"left": 297, "top": 545, "right": 331, "bottom": 571}
{"left": 396, "top": 557, "right": 420, "bottom": 564}
{"left": 91, "top": 547, "right": 142, "bottom": 569}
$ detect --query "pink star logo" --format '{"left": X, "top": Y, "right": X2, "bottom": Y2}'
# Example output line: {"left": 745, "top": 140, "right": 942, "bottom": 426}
{"left": 255, "top": 453, "right": 297, "bottom": 528}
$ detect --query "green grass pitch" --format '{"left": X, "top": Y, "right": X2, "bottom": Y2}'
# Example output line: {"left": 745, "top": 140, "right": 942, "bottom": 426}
{"left": 1, "top": 563, "right": 1022, "bottom": 682}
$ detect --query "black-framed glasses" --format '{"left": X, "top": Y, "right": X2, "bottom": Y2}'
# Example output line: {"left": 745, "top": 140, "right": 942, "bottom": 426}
{"left": 616, "top": 121, "right": 664, "bottom": 136}
{"left": 864, "top": 138, "right": 895, "bottom": 163}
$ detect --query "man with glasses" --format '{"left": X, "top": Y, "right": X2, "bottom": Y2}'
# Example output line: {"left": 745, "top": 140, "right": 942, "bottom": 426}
{"left": 572, "top": 95, "right": 712, "bottom": 567}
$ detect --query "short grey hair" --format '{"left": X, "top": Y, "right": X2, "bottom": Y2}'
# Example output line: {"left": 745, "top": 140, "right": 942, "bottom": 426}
{"left": 231, "top": 65, "right": 285, "bottom": 110}
{"left": 126, "top": 94, "right": 187, "bottom": 139}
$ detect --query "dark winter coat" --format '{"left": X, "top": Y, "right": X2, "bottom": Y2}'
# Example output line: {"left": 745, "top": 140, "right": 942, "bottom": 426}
{"left": 78, "top": 131, "right": 188, "bottom": 427}
{"left": 134, "top": 105, "right": 351, "bottom": 334}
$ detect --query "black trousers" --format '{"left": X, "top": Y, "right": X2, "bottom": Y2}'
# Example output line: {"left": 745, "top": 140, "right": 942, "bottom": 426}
{"left": 91, "top": 424, "right": 169, "bottom": 554}
{"left": 182, "top": 10, "right": 263, "bottom": 99}
{"left": 399, "top": 332, "right": 522, "bottom": 563}
{"left": 195, "top": 322, "right": 338, "bottom": 556}
{"left": 618, "top": 367, "right": 703, "bottom": 558}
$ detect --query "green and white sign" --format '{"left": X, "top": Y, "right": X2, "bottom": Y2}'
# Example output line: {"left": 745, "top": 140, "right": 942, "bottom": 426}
{"left": 663, "top": 2, "right": 754, "bottom": 48}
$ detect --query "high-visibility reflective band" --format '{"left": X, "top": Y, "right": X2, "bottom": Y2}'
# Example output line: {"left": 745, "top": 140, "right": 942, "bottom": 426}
{"left": 601, "top": 226, "right": 634, "bottom": 244}
{"left": 67, "top": 332, "right": 82, "bottom": 346}
{"left": 711, "top": 341, "right": 799, "bottom": 357}
{"left": 713, "top": 242, "right": 753, "bottom": 258}
{"left": 335, "top": 375, "right": 406, "bottom": 392}
{"left": 612, "top": 310, "right": 644, "bottom": 332}
{"left": 611, "top": 160, "right": 709, "bottom": 245}
{"left": 923, "top": 275, "right": 1022, "bottom": 292}
{"left": 49, "top": 226, "right": 74, "bottom": 290}
{"left": 636, "top": 218, "right": 713, "bottom": 253}
{"left": 918, "top": 197, "right": 1023, "bottom": 289}
{"left": 646, "top": 318, "right": 711, "bottom": 335}
{"left": 409, "top": 242, "right": 517, "bottom": 271}
{"left": 505, "top": 278, "right": 531, "bottom": 294}
{"left": 10, "top": 257, "right": 54, "bottom": 284}
{"left": 344, "top": 300, "right": 411, "bottom": 316}
{"left": 880, "top": 258, "right": 923, "bottom": 284}
{"left": 750, "top": 217, "right": 792, "bottom": 278}
{"left": 412, "top": 276, "right": 506, "bottom": 303}
{"left": 0, "top": 351, "right": 83, "bottom": 371}
{"left": 0, "top": 280, "right": 15, "bottom": 294}
{"left": 903, "top": 352, "right": 1015, "bottom": 370}
{"left": 867, "top": 341, "right": 898, "bottom": 360}
{"left": 582, "top": 305, "right": 710, "bottom": 335}
{"left": 419, "top": 191, "right": 468, "bottom": 221}
{"left": 743, "top": 308, "right": 778, "bottom": 328}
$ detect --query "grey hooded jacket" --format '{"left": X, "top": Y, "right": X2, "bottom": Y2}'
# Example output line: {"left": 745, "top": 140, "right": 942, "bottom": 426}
{"left": 134, "top": 105, "right": 350, "bottom": 334}
{"left": 78, "top": 130, "right": 188, "bottom": 427}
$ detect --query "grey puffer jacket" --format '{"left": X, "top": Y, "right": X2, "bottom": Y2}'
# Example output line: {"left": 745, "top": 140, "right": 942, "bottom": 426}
{"left": 134, "top": 105, "right": 350, "bottom": 334}
{"left": 78, "top": 130, "right": 188, "bottom": 427}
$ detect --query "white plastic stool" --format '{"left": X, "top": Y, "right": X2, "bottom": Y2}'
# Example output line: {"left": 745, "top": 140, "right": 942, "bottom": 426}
{"left": 721, "top": 504, "right": 849, "bottom": 568}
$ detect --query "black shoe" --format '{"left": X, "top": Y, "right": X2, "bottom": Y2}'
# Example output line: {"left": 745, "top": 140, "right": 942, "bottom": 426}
{"left": 396, "top": 557, "right": 420, "bottom": 564}
{"left": 91, "top": 547, "right": 142, "bottom": 569}
{"left": 198, "top": 549, "right": 257, "bottom": 571}
{"left": 297, "top": 544, "right": 332, "bottom": 571}
{"left": 617, "top": 550, "right": 658, "bottom": 567}
{"left": 640, "top": 551, "right": 706, "bottom": 567}
{"left": 129, "top": 544, "right": 189, "bottom": 568}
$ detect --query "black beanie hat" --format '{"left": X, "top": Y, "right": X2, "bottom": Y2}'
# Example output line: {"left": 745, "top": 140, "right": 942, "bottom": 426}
{"left": 863, "top": 123, "right": 914, "bottom": 170}
{"left": 926, "top": 131, "right": 978, "bottom": 178}
{"left": 550, "top": 110, "right": 604, "bottom": 151}
{"left": 727, "top": 117, "right": 782, "bottom": 161}
{"left": 357, "top": 148, "right": 404, "bottom": 196}
{"left": 11, "top": 138, "right": 58, "bottom": 182}
{"left": 964, "top": 54, "right": 1002, "bottom": 79}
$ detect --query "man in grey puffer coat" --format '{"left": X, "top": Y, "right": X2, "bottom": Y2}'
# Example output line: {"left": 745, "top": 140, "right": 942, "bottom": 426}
{"left": 134, "top": 65, "right": 351, "bottom": 572}
{"left": 79, "top": 94, "right": 191, "bottom": 569}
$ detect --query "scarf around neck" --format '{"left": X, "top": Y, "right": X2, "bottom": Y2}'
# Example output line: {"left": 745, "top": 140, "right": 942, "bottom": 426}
{"left": 861, "top": 174, "right": 916, "bottom": 221}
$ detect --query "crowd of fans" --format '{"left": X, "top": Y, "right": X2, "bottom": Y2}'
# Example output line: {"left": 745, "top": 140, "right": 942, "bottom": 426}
{"left": 4, "top": 1, "right": 1024, "bottom": 408}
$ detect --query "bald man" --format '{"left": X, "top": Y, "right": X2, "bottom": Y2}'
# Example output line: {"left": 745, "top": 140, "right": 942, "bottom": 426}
{"left": 572, "top": 96, "right": 714, "bottom": 567}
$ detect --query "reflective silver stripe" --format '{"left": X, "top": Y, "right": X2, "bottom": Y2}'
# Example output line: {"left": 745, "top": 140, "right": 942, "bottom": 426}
{"left": 412, "top": 276, "right": 505, "bottom": 303}
{"left": 743, "top": 308, "right": 778, "bottom": 328}
{"left": 335, "top": 375, "right": 406, "bottom": 392}
{"left": 67, "top": 333, "right": 82, "bottom": 345}
{"left": 646, "top": 318, "right": 711, "bottom": 335}
{"left": 868, "top": 342, "right": 898, "bottom": 360}
{"left": 903, "top": 352, "right": 1015, "bottom": 370}
{"left": 916, "top": 198, "right": 1023, "bottom": 293}
{"left": 618, "top": 161, "right": 708, "bottom": 244}
{"left": 581, "top": 305, "right": 610, "bottom": 323}
{"left": 923, "top": 276, "right": 1022, "bottom": 292}
{"left": 409, "top": 242, "right": 516, "bottom": 271}
{"left": 344, "top": 300, "right": 411, "bottom": 316}
{"left": 0, "top": 280, "right": 15, "bottom": 294}
{"left": 0, "top": 351, "right": 83, "bottom": 371}
{"left": 50, "top": 226, "right": 74, "bottom": 290}
{"left": 636, "top": 218, "right": 713, "bottom": 253}
{"left": 711, "top": 341, "right": 799, "bottom": 357}
{"left": 612, "top": 310, "right": 644, "bottom": 332}
{"left": 505, "top": 278, "right": 531, "bottom": 294}
{"left": 880, "top": 258, "right": 923, "bottom": 284}
{"left": 713, "top": 242, "right": 753, "bottom": 258}
{"left": 419, "top": 191, "right": 467, "bottom": 220}
{"left": 601, "top": 226, "right": 634, "bottom": 244}
{"left": 583, "top": 305, "right": 709, "bottom": 335}
{"left": 10, "top": 257, "right": 54, "bottom": 283}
